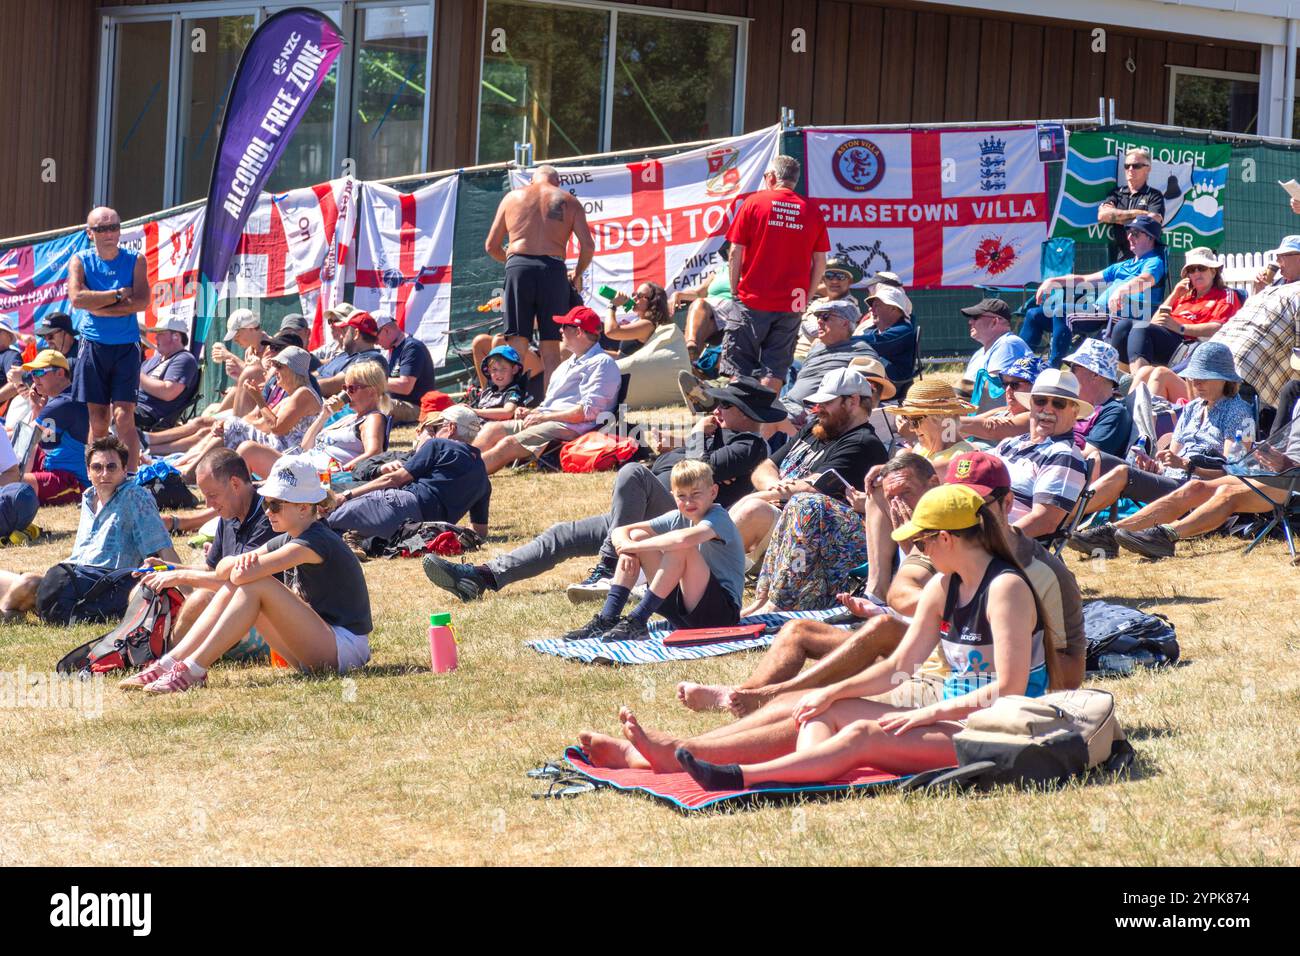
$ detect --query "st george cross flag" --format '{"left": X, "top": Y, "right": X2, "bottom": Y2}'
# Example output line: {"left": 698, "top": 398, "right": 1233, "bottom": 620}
{"left": 509, "top": 125, "right": 780, "bottom": 304}
{"left": 353, "top": 175, "right": 458, "bottom": 363}
{"left": 118, "top": 204, "right": 204, "bottom": 334}
{"left": 0, "top": 232, "right": 89, "bottom": 332}
{"left": 804, "top": 126, "right": 1050, "bottom": 288}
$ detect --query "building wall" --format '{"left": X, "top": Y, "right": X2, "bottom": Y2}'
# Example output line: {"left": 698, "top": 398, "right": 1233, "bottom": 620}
{"left": 0, "top": 0, "right": 1273, "bottom": 238}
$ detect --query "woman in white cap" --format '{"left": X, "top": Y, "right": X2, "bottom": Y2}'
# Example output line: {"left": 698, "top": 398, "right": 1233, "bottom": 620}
{"left": 175, "top": 347, "right": 322, "bottom": 478}
{"left": 1112, "top": 246, "right": 1240, "bottom": 382}
{"left": 126, "top": 454, "right": 372, "bottom": 693}
{"left": 238, "top": 360, "right": 390, "bottom": 479}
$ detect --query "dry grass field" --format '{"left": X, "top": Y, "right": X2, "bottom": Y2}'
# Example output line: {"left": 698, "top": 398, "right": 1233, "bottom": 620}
{"left": 1, "top": 396, "right": 1298, "bottom": 866}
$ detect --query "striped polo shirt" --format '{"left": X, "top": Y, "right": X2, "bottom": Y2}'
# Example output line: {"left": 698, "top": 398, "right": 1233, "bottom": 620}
{"left": 994, "top": 431, "right": 1087, "bottom": 521}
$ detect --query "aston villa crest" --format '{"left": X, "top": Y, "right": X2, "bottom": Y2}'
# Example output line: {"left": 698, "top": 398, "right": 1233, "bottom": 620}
{"left": 705, "top": 147, "right": 741, "bottom": 197}
{"left": 831, "top": 139, "right": 886, "bottom": 192}
{"left": 979, "top": 137, "right": 1007, "bottom": 192}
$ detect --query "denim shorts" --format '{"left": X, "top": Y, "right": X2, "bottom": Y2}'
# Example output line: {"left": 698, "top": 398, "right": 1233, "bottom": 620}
{"left": 333, "top": 625, "right": 372, "bottom": 674}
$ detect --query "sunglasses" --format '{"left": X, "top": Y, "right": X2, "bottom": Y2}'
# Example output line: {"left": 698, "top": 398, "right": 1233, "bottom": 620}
{"left": 263, "top": 498, "right": 289, "bottom": 514}
{"left": 89, "top": 461, "right": 122, "bottom": 474}
{"left": 344, "top": 383, "right": 370, "bottom": 394}
{"left": 1031, "top": 396, "right": 1072, "bottom": 411}
{"left": 716, "top": 400, "right": 736, "bottom": 410}
{"left": 89, "top": 224, "right": 121, "bottom": 233}
{"left": 911, "top": 531, "right": 941, "bottom": 554}
{"left": 1123, "top": 163, "right": 1149, "bottom": 170}
{"left": 1000, "top": 379, "right": 1031, "bottom": 391}
{"left": 1184, "top": 265, "right": 1211, "bottom": 274}
{"left": 28, "top": 368, "right": 52, "bottom": 378}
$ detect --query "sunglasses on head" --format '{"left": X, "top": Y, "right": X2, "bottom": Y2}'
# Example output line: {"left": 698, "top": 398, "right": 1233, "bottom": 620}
{"left": 90, "top": 224, "right": 121, "bottom": 233}
{"left": 1031, "top": 396, "right": 1071, "bottom": 410}
{"left": 1123, "top": 163, "right": 1149, "bottom": 170}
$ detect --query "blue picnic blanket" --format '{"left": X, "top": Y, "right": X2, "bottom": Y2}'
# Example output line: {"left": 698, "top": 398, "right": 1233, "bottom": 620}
{"left": 528, "top": 607, "right": 854, "bottom": 665}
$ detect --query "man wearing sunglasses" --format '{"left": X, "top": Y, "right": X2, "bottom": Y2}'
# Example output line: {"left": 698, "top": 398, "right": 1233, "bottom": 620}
{"left": 991, "top": 368, "right": 1089, "bottom": 540}
{"left": 1098, "top": 147, "right": 1166, "bottom": 263}
{"left": 20, "top": 350, "right": 88, "bottom": 506}
{"left": 66, "top": 207, "right": 149, "bottom": 474}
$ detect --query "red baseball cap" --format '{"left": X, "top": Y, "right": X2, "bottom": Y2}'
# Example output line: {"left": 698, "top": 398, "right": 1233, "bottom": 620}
{"left": 554, "top": 305, "right": 601, "bottom": 336}
{"left": 346, "top": 311, "right": 379, "bottom": 337}
{"left": 944, "top": 451, "right": 1011, "bottom": 497}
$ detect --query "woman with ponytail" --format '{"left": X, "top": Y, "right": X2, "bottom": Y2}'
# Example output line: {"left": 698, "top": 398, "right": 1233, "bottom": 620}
{"left": 675, "top": 482, "right": 1059, "bottom": 791}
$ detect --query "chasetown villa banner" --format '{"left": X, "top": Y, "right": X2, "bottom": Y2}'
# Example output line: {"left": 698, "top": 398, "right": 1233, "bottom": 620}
{"left": 510, "top": 125, "right": 780, "bottom": 305}
{"left": 1051, "top": 130, "right": 1230, "bottom": 251}
{"left": 804, "top": 126, "right": 1051, "bottom": 288}
{"left": 198, "top": 5, "right": 343, "bottom": 336}
{"left": 353, "top": 176, "right": 459, "bottom": 364}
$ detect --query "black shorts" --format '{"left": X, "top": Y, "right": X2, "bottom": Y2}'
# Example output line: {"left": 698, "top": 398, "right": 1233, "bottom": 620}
{"left": 73, "top": 340, "right": 141, "bottom": 406}
{"left": 503, "top": 254, "right": 573, "bottom": 343}
{"left": 658, "top": 572, "right": 741, "bottom": 630}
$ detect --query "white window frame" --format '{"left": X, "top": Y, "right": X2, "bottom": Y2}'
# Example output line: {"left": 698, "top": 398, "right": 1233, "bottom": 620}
{"left": 1166, "top": 64, "right": 1261, "bottom": 132}
{"left": 475, "top": 0, "right": 750, "bottom": 163}
{"left": 95, "top": 1, "right": 435, "bottom": 208}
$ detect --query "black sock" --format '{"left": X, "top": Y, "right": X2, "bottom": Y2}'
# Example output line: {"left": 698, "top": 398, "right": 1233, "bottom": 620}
{"left": 627, "top": 589, "right": 664, "bottom": 626}
{"left": 474, "top": 565, "right": 499, "bottom": 591}
{"left": 675, "top": 747, "right": 744, "bottom": 791}
{"left": 600, "top": 584, "right": 631, "bottom": 622}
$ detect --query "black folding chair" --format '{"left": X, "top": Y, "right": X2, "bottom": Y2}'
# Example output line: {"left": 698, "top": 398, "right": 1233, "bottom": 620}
{"left": 1235, "top": 467, "right": 1300, "bottom": 561}
{"left": 1043, "top": 487, "right": 1095, "bottom": 558}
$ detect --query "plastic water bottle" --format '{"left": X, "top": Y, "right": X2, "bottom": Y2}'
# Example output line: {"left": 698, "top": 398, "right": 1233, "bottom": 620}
{"left": 1225, "top": 429, "right": 1246, "bottom": 475}
{"left": 429, "top": 613, "right": 458, "bottom": 673}
{"left": 1097, "top": 653, "right": 1135, "bottom": 674}
{"left": 1241, "top": 418, "right": 1255, "bottom": 452}
{"left": 598, "top": 284, "right": 634, "bottom": 311}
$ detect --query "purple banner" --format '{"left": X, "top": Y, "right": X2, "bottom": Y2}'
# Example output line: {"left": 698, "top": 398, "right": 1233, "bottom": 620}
{"left": 197, "top": 6, "right": 342, "bottom": 337}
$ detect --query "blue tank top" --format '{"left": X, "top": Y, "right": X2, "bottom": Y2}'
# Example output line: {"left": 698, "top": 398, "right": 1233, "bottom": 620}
{"left": 74, "top": 249, "right": 141, "bottom": 345}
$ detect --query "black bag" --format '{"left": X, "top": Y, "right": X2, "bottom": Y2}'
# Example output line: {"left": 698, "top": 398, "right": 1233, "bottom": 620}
{"left": 1082, "top": 600, "right": 1180, "bottom": 673}
{"left": 56, "top": 583, "right": 183, "bottom": 676}
{"left": 349, "top": 451, "right": 408, "bottom": 483}
{"left": 141, "top": 471, "right": 197, "bottom": 510}
{"left": 359, "top": 520, "right": 485, "bottom": 558}
{"left": 36, "top": 564, "right": 141, "bottom": 626}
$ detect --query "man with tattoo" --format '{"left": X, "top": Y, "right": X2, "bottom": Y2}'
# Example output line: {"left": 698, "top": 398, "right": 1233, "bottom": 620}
{"left": 486, "top": 166, "right": 596, "bottom": 387}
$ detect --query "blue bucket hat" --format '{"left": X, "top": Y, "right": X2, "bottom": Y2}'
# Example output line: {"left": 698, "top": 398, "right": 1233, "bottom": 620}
{"left": 1181, "top": 341, "right": 1241, "bottom": 383}
{"left": 481, "top": 344, "right": 524, "bottom": 375}
{"left": 1000, "top": 355, "right": 1048, "bottom": 385}
{"left": 1062, "top": 338, "right": 1120, "bottom": 384}
{"left": 1127, "top": 214, "right": 1163, "bottom": 245}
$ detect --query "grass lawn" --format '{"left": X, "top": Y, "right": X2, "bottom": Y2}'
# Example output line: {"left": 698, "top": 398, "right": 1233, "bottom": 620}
{"left": 1, "top": 401, "right": 1298, "bottom": 866}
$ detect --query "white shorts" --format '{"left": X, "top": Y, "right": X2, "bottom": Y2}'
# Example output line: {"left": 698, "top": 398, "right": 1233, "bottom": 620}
{"left": 333, "top": 625, "right": 372, "bottom": 674}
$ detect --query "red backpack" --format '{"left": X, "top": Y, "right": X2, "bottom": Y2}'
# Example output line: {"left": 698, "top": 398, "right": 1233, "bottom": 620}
{"left": 56, "top": 584, "right": 184, "bottom": 677}
{"left": 559, "top": 432, "right": 639, "bottom": 473}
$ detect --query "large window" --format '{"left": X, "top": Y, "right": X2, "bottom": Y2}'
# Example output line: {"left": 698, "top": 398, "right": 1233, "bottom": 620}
{"left": 478, "top": 0, "right": 746, "bottom": 163}
{"left": 98, "top": 2, "right": 432, "bottom": 211}
{"left": 1168, "top": 67, "right": 1260, "bottom": 135}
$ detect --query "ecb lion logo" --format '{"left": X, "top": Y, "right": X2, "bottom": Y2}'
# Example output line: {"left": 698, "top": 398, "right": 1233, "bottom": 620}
{"left": 705, "top": 147, "right": 741, "bottom": 197}
{"left": 831, "top": 139, "right": 885, "bottom": 192}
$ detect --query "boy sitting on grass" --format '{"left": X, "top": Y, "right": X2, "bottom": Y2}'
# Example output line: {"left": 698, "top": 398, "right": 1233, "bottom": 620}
{"left": 563, "top": 459, "right": 744, "bottom": 643}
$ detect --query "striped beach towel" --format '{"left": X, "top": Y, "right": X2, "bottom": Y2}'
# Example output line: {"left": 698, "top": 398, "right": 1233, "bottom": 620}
{"left": 527, "top": 607, "right": 853, "bottom": 665}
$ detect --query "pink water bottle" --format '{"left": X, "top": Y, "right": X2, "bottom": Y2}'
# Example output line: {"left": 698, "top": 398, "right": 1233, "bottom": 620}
{"left": 429, "top": 613, "right": 458, "bottom": 673}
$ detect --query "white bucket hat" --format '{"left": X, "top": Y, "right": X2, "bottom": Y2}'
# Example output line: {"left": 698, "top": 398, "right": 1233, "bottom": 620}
{"left": 1180, "top": 247, "right": 1225, "bottom": 276}
{"left": 1014, "top": 368, "right": 1094, "bottom": 418}
{"left": 866, "top": 283, "right": 913, "bottom": 317}
{"left": 255, "top": 454, "right": 327, "bottom": 504}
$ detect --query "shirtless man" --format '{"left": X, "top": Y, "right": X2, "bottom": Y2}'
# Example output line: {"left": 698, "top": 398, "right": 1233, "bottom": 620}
{"left": 485, "top": 166, "right": 595, "bottom": 386}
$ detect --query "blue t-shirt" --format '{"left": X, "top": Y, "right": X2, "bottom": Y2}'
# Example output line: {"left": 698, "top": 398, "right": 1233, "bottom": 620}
{"left": 402, "top": 437, "right": 492, "bottom": 526}
{"left": 0, "top": 346, "right": 23, "bottom": 381}
{"left": 855, "top": 321, "right": 916, "bottom": 383}
{"left": 319, "top": 347, "right": 389, "bottom": 380}
{"left": 136, "top": 349, "right": 199, "bottom": 425}
{"left": 388, "top": 334, "right": 438, "bottom": 403}
{"left": 647, "top": 503, "right": 746, "bottom": 606}
{"left": 73, "top": 249, "right": 141, "bottom": 344}
{"left": 1098, "top": 250, "right": 1165, "bottom": 319}
{"left": 35, "top": 393, "right": 89, "bottom": 483}
{"left": 964, "top": 332, "right": 1033, "bottom": 381}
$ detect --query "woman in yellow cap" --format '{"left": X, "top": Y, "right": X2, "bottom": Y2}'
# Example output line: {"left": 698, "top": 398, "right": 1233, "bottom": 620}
{"left": 676, "top": 483, "right": 1059, "bottom": 790}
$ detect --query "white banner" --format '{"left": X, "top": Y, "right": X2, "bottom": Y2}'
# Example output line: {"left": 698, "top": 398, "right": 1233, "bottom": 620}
{"left": 804, "top": 127, "right": 1050, "bottom": 288}
{"left": 352, "top": 175, "right": 459, "bottom": 364}
{"left": 118, "top": 205, "right": 204, "bottom": 336}
{"left": 510, "top": 126, "right": 781, "bottom": 304}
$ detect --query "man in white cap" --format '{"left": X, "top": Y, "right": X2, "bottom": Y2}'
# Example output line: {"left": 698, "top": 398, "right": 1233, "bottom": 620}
{"left": 315, "top": 302, "right": 357, "bottom": 365}
{"left": 1208, "top": 234, "right": 1300, "bottom": 409}
{"left": 210, "top": 307, "right": 265, "bottom": 380}
{"left": 374, "top": 313, "right": 437, "bottom": 423}
{"left": 992, "top": 368, "right": 1090, "bottom": 540}
{"left": 857, "top": 282, "right": 918, "bottom": 397}
{"left": 135, "top": 317, "right": 201, "bottom": 432}
{"left": 729, "top": 366, "right": 888, "bottom": 558}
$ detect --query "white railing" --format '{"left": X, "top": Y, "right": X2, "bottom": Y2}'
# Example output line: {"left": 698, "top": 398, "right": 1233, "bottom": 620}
{"left": 1221, "top": 251, "right": 1275, "bottom": 294}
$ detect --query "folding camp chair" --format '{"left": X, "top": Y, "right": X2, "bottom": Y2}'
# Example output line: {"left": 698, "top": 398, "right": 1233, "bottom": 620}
{"left": 979, "top": 237, "right": 1076, "bottom": 319}
{"left": 1234, "top": 467, "right": 1300, "bottom": 561}
{"left": 1043, "top": 487, "right": 1095, "bottom": 557}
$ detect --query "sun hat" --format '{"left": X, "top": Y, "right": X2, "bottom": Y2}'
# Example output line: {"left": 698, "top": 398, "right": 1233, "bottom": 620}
{"left": 223, "top": 308, "right": 260, "bottom": 341}
{"left": 425, "top": 404, "right": 483, "bottom": 442}
{"left": 35, "top": 312, "right": 75, "bottom": 337}
{"left": 944, "top": 451, "right": 1012, "bottom": 498}
{"left": 703, "top": 377, "right": 787, "bottom": 423}
{"left": 808, "top": 298, "right": 861, "bottom": 324}
{"left": 268, "top": 345, "right": 311, "bottom": 379}
{"left": 822, "top": 257, "right": 863, "bottom": 284}
{"left": 885, "top": 379, "right": 974, "bottom": 418}
{"left": 1014, "top": 368, "right": 1094, "bottom": 418}
{"left": 805, "top": 367, "right": 876, "bottom": 405}
{"left": 345, "top": 311, "right": 379, "bottom": 337}
{"left": 279, "top": 313, "right": 311, "bottom": 333}
{"left": 866, "top": 283, "right": 913, "bottom": 317}
{"left": 845, "top": 354, "right": 897, "bottom": 400}
{"left": 1062, "top": 338, "right": 1120, "bottom": 384}
{"left": 868, "top": 271, "right": 903, "bottom": 289}
{"left": 1266, "top": 235, "right": 1300, "bottom": 257}
{"left": 1180, "top": 247, "right": 1225, "bottom": 276}
{"left": 1000, "top": 355, "right": 1048, "bottom": 385}
{"left": 1181, "top": 341, "right": 1241, "bottom": 383}
{"left": 255, "top": 454, "right": 328, "bottom": 505}
{"left": 891, "top": 483, "right": 987, "bottom": 542}
{"left": 372, "top": 312, "right": 397, "bottom": 329}
{"left": 481, "top": 344, "right": 524, "bottom": 375}
{"left": 22, "top": 349, "right": 70, "bottom": 372}
{"left": 141, "top": 316, "right": 189, "bottom": 338}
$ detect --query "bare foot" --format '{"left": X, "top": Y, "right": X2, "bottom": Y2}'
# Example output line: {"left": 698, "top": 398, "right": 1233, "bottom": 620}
{"left": 578, "top": 730, "right": 647, "bottom": 770}
{"left": 676, "top": 681, "right": 732, "bottom": 712}
{"left": 618, "top": 706, "right": 683, "bottom": 773}
{"left": 724, "top": 685, "right": 775, "bottom": 717}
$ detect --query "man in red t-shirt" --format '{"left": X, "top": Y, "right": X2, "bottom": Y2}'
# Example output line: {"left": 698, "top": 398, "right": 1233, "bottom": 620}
{"left": 723, "top": 155, "right": 830, "bottom": 389}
